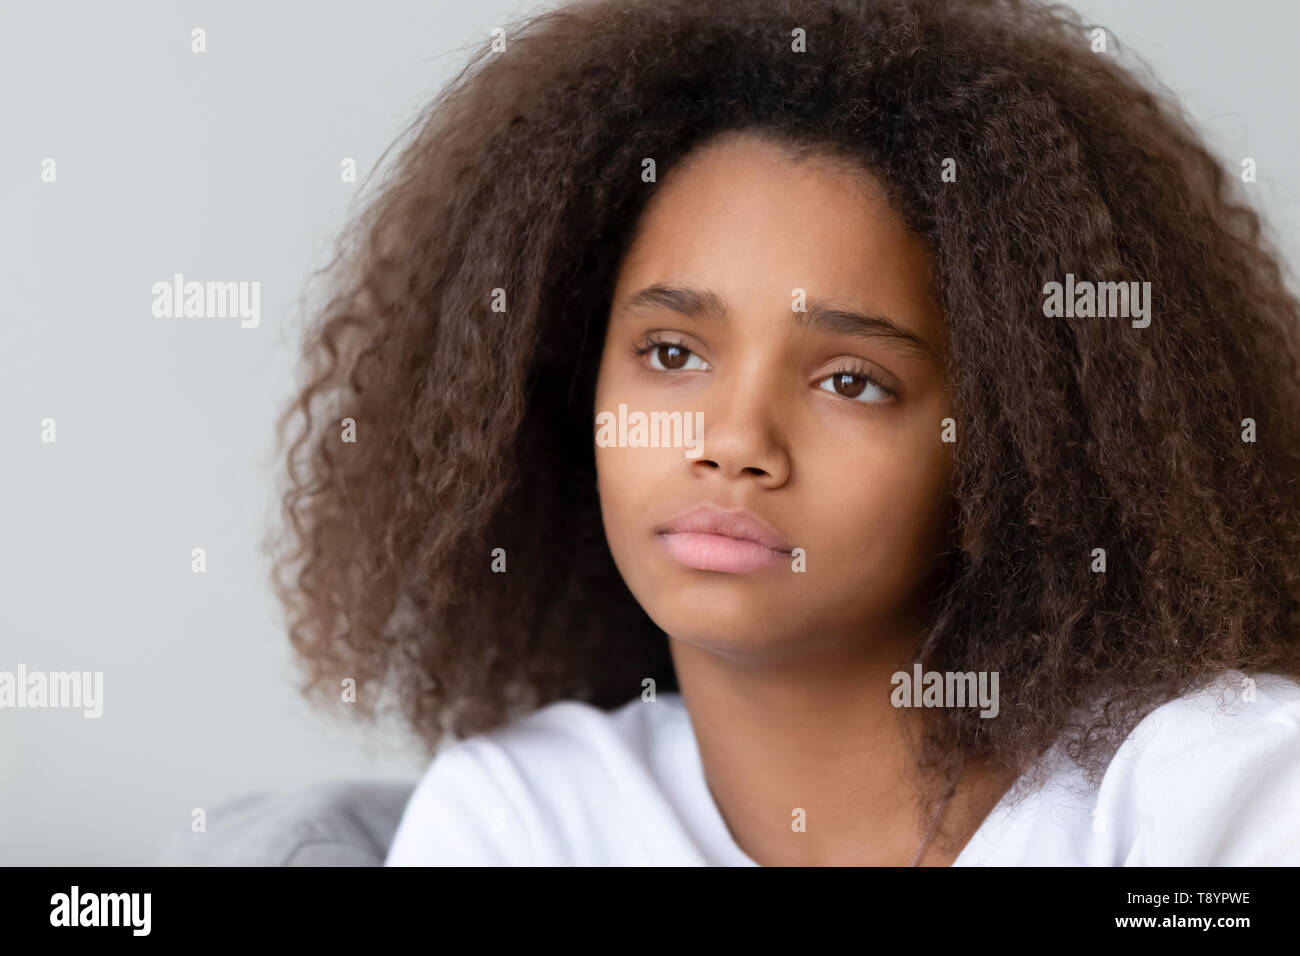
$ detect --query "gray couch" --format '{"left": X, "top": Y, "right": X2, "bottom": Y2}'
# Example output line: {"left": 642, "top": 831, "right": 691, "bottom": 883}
{"left": 156, "top": 781, "right": 417, "bottom": 866}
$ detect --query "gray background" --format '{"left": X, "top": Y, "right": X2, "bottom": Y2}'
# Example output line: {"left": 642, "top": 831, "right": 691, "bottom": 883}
{"left": 2, "top": 0, "right": 1297, "bottom": 865}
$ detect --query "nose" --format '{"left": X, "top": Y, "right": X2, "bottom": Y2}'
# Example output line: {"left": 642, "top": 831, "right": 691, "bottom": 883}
{"left": 689, "top": 375, "right": 791, "bottom": 487}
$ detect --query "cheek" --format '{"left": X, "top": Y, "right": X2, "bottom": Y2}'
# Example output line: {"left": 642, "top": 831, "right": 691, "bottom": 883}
{"left": 593, "top": 443, "right": 633, "bottom": 530}
{"left": 593, "top": 443, "right": 685, "bottom": 624}
{"left": 805, "top": 422, "right": 953, "bottom": 583}
{"left": 592, "top": 348, "right": 676, "bottom": 540}
{"left": 592, "top": 359, "right": 662, "bottom": 558}
{"left": 595, "top": 443, "right": 679, "bottom": 541}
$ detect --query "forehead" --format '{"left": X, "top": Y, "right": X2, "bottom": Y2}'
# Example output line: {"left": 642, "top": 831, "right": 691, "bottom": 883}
{"left": 612, "top": 133, "right": 943, "bottom": 351}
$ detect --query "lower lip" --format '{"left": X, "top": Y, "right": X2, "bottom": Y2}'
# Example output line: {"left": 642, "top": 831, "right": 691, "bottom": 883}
{"left": 656, "top": 531, "right": 791, "bottom": 573}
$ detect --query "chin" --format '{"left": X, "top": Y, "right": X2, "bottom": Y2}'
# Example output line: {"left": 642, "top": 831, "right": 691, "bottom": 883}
{"left": 644, "top": 587, "right": 789, "bottom": 646}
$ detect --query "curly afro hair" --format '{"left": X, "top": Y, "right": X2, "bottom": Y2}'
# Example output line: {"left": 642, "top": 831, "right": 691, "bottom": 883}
{"left": 266, "top": 0, "right": 1300, "bottom": 833}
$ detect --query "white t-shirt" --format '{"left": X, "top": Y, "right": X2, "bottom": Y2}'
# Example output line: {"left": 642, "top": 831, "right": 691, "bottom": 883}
{"left": 384, "top": 670, "right": 1300, "bottom": 866}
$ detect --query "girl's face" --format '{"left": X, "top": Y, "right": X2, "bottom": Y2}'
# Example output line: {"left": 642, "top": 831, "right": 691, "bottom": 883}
{"left": 594, "top": 131, "right": 955, "bottom": 659}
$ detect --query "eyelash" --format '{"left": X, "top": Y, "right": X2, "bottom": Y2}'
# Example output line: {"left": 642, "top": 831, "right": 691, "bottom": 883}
{"left": 631, "top": 334, "right": 897, "bottom": 403}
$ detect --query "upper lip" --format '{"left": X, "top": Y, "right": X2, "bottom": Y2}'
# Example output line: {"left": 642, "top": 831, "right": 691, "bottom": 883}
{"left": 655, "top": 505, "right": 794, "bottom": 553}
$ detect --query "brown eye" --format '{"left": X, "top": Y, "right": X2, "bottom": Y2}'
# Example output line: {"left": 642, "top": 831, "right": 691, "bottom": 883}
{"left": 831, "top": 372, "right": 866, "bottom": 399}
{"left": 818, "top": 368, "right": 894, "bottom": 404}
{"left": 639, "top": 338, "right": 708, "bottom": 372}
{"left": 657, "top": 343, "right": 689, "bottom": 369}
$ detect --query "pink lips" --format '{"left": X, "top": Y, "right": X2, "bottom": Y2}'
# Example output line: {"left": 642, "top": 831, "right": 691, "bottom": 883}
{"left": 654, "top": 505, "right": 793, "bottom": 573}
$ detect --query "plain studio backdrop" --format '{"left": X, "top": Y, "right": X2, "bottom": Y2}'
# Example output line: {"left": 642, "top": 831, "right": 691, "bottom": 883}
{"left": 2, "top": 0, "right": 1297, "bottom": 865}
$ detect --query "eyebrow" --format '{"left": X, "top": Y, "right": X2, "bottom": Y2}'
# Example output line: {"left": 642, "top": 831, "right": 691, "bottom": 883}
{"left": 617, "top": 283, "right": 937, "bottom": 361}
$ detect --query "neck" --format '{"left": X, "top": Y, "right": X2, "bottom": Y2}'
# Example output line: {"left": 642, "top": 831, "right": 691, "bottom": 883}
{"left": 667, "top": 624, "right": 1011, "bottom": 867}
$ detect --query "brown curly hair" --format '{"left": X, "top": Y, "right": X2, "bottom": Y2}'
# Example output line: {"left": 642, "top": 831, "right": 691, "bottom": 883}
{"left": 266, "top": 0, "right": 1300, "bottom": 828}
